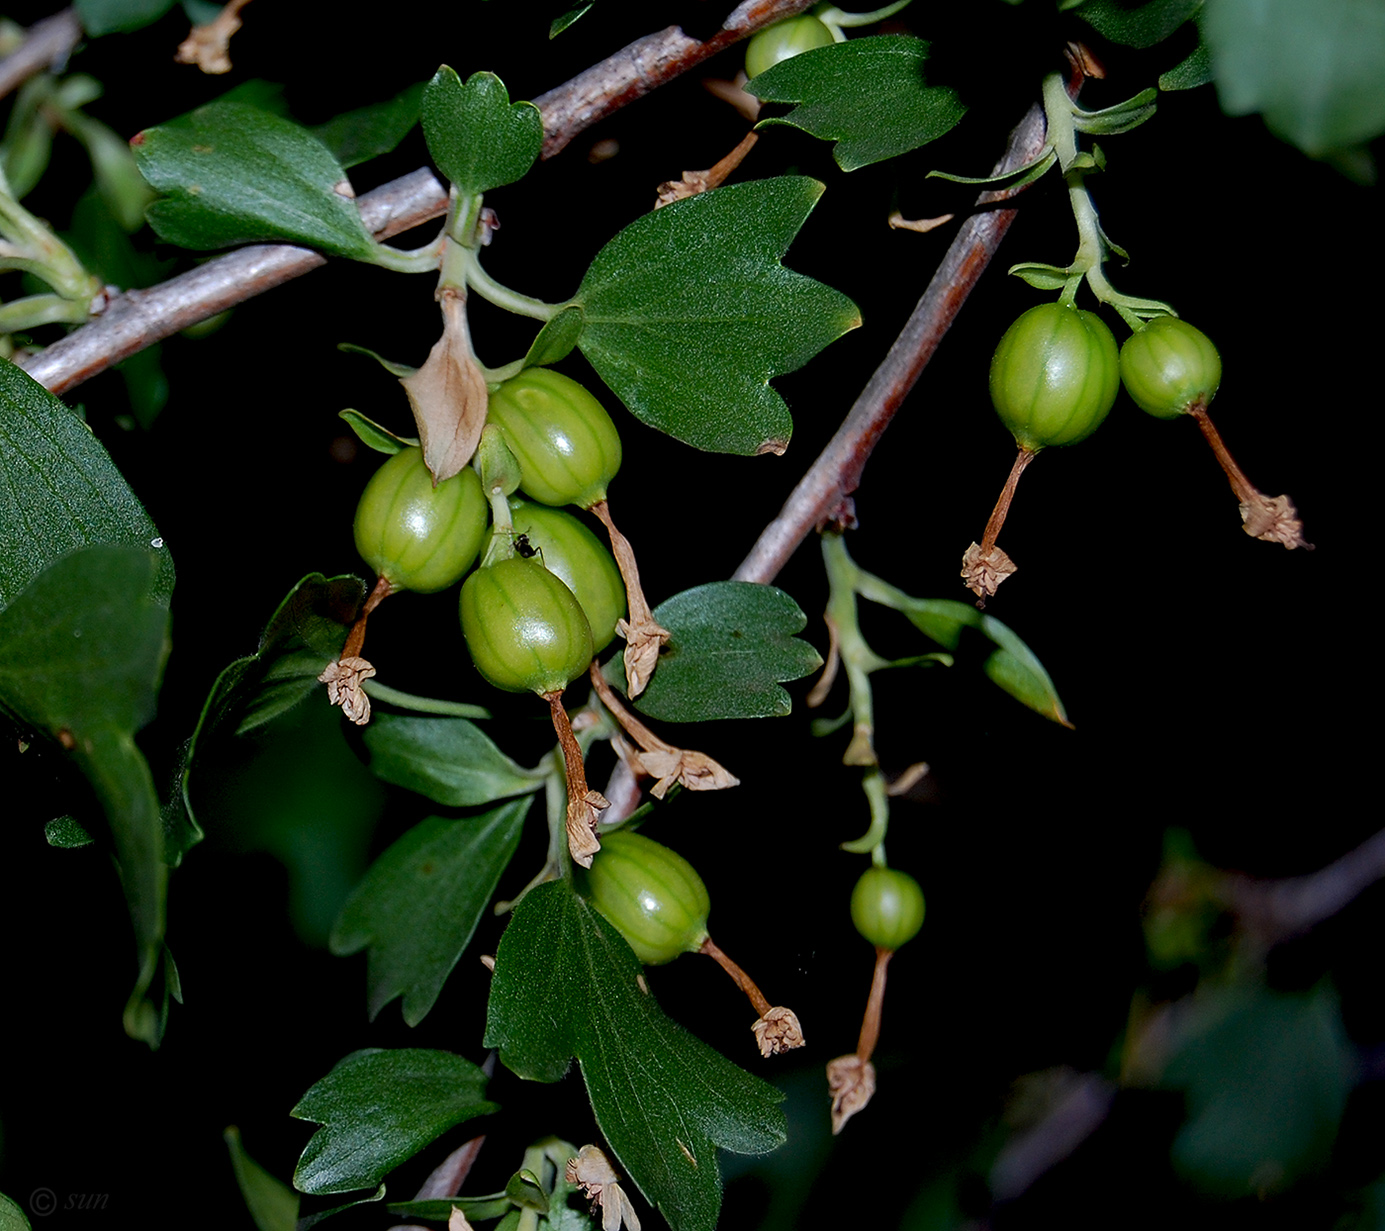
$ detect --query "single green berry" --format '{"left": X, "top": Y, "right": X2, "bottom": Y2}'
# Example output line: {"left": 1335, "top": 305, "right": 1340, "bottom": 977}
{"left": 990, "top": 302, "right": 1120, "bottom": 450}
{"left": 353, "top": 446, "right": 488, "bottom": 593}
{"left": 486, "top": 367, "right": 622, "bottom": 509}
{"left": 509, "top": 499, "right": 626, "bottom": 653}
{"left": 745, "top": 15, "right": 835, "bottom": 78}
{"left": 582, "top": 830, "right": 711, "bottom": 964}
{"left": 459, "top": 556, "right": 594, "bottom": 695}
{"left": 1119, "top": 316, "right": 1222, "bottom": 420}
{"left": 850, "top": 867, "right": 925, "bottom": 951}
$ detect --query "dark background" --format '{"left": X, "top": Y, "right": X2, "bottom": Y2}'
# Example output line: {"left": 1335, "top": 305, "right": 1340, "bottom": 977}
{"left": 2, "top": 3, "right": 1378, "bottom": 1229}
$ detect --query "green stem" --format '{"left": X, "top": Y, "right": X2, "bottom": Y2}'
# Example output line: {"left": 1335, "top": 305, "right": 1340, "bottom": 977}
{"left": 0, "top": 292, "right": 95, "bottom": 331}
{"left": 463, "top": 247, "right": 563, "bottom": 321}
{"left": 362, "top": 238, "right": 444, "bottom": 274}
{"left": 817, "top": 0, "right": 914, "bottom": 28}
{"left": 821, "top": 534, "right": 890, "bottom": 767}
{"left": 359, "top": 680, "right": 492, "bottom": 718}
{"left": 841, "top": 767, "right": 890, "bottom": 857}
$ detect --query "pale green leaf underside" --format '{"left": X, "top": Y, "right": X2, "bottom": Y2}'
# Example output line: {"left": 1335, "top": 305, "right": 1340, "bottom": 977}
{"left": 484, "top": 881, "right": 785, "bottom": 1231}
{"left": 361, "top": 713, "right": 542, "bottom": 806}
{"left": 748, "top": 36, "right": 967, "bottom": 172}
{"left": 571, "top": 177, "right": 860, "bottom": 455}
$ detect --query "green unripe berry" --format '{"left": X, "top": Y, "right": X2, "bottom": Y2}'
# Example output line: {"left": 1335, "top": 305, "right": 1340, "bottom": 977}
{"left": 486, "top": 368, "right": 622, "bottom": 509}
{"left": 353, "top": 446, "right": 487, "bottom": 593}
{"left": 510, "top": 499, "right": 626, "bottom": 653}
{"left": 990, "top": 303, "right": 1120, "bottom": 450}
{"left": 459, "top": 556, "right": 594, "bottom": 695}
{"left": 745, "top": 15, "right": 835, "bottom": 78}
{"left": 583, "top": 830, "right": 711, "bottom": 965}
{"left": 1119, "top": 316, "right": 1222, "bottom": 420}
{"left": 850, "top": 867, "right": 925, "bottom": 951}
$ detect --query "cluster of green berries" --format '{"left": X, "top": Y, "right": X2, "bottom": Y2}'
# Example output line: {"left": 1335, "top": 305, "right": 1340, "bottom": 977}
{"left": 352, "top": 368, "right": 626, "bottom": 697}
{"left": 990, "top": 303, "right": 1222, "bottom": 452}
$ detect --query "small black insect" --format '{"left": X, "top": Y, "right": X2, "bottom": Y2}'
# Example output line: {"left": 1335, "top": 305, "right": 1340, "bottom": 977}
{"left": 513, "top": 533, "right": 539, "bottom": 559}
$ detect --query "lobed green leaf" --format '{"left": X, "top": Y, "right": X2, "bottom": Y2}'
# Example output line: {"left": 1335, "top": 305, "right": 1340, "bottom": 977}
{"left": 292, "top": 1049, "right": 497, "bottom": 1195}
{"left": 571, "top": 177, "right": 860, "bottom": 455}
{"left": 329, "top": 801, "right": 528, "bottom": 1026}
{"left": 134, "top": 101, "right": 380, "bottom": 259}
{"left": 421, "top": 68, "right": 542, "bottom": 198}
{"left": 629, "top": 581, "right": 822, "bottom": 722}
{"left": 747, "top": 36, "right": 967, "bottom": 172}
{"left": 1071, "top": 0, "right": 1202, "bottom": 48}
{"left": 484, "top": 881, "right": 786, "bottom": 1231}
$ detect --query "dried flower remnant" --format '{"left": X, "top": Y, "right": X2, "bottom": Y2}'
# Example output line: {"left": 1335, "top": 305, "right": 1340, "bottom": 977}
{"left": 175, "top": 0, "right": 251, "bottom": 73}
{"left": 590, "top": 500, "right": 669, "bottom": 698}
{"left": 318, "top": 656, "right": 376, "bottom": 726}
{"left": 700, "top": 937, "right": 805, "bottom": 1057}
{"left": 1188, "top": 405, "right": 1313, "bottom": 551}
{"left": 827, "top": 1053, "right": 877, "bottom": 1135}
{"left": 655, "top": 132, "right": 759, "bottom": 207}
{"left": 589, "top": 662, "right": 738, "bottom": 800}
{"left": 566, "top": 1145, "right": 642, "bottom": 1231}
{"left": 402, "top": 289, "right": 491, "bottom": 484}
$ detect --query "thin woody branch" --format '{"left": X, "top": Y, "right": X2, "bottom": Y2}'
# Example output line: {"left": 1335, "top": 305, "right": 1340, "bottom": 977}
{"left": 14, "top": 0, "right": 818, "bottom": 396}
{"left": 734, "top": 100, "right": 1051, "bottom": 585}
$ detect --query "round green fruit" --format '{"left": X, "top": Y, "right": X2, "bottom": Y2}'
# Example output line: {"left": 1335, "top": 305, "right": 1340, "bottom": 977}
{"left": 990, "top": 303, "right": 1120, "bottom": 450}
{"left": 486, "top": 368, "right": 622, "bottom": 509}
{"left": 583, "top": 830, "right": 711, "bottom": 965}
{"left": 510, "top": 500, "right": 626, "bottom": 653}
{"left": 850, "top": 867, "right": 925, "bottom": 951}
{"left": 353, "top": 446, "right": 487, "bottom": 593}
{"left": 459, "top": 556, "right": 594, "bottom": 695}
{"left": 1119, "top": 316, "right": 1221, "bottom": 420}
{"left": 745, "top": 15, "right": 835, "bottom": 78}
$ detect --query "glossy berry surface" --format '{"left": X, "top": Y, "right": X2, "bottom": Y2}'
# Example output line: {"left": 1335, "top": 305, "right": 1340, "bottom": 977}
{"left": 850, "top": 867, "right": 925, "bottom": 951}
{"left": 745, "top": 15, "right": 835, "bottom": 78}
{"left": 459, "top": 556, "right": 593, "bottom": 695}
{"left": 990, "top": 303, "right": 1120, "bottom": 450}
{"left": 583, "top": 830, "right": 711, "bottom": 965}
{"left": 510, "top": 500, "right": 626, "bottom": 653}
{"left": 1119, "top": 317, "right": 1222, "bottom": 419}
{"left": 486, "top": 367, "right": 622, "bottom": 509}
{"left": 353, "top": 446, "right": 487, "bottom": 593}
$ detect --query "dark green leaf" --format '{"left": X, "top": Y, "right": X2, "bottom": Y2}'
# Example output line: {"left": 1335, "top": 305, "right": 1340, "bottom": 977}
{"left": 225, "top": 1126, "right": 299, "bottom": 1231}
{"left": 45, "top": 815, "right": 94, "bottom": 847}
{"left": 0, "top": 359, "right": 173, "bottom": 612}
{"left": 1008, "top": 261, "right": 1075, "bottom": 291}
{"left": 134, "top": 101, "right": 379, "bottom": 259}
{"left": 628, "top": 581, "right": 821, "bottom": 722}
{"left": 75, "top": 0, "right": 176, "bottom": 35}
{"left": 572, "top": 177, "right": 859, "bottom": 455}
{"left": 1161, "top": 983, "right": 1352, "bottom": 1196}
{"left": 550, "top": 4, "right": 594, "bottom": 36}
{"left": 1204, "top": 0, "right": 1385, "bottom": 159}
{"left": 484, "top": 881, "right": 786, "bottom": 1231}
{"left": 313, "top": 84, "right": 424, "bottom": 170}
{"left": 421, "top": 68, "right": 542, "bottom": 197}
{"left": 185, "top": 573, "right": 365, "bottom": 746}
{"left": 748, "top": 36, "right": 967, "bottom": 171}
{"left": 386, "top": 1197, "right": 514, "bottom": 1222}
{"left": 0, "top": 545, "right": 172, "bottom": 1043}
{"left": 362, "top": 713, "right": 543, "bottom": 805}
{"left": 292, "top": 1048, "right": 497, "bottom": 1195}
{"left": 1072, "top": 0, "right": 1202, "bottom": 48}
{"left": 330, "top": 801, "right": 529, "bottom": 1025}
{"left": 891, "top": 597, "right": 1069, "bottom": 726}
